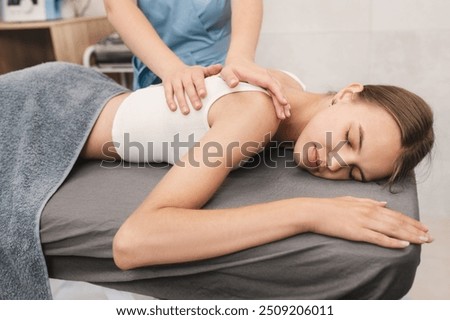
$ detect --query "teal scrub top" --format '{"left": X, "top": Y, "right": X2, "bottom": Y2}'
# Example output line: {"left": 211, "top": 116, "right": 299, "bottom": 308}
{"left": 134, "top": 0, "right": 232, "bottom": 89}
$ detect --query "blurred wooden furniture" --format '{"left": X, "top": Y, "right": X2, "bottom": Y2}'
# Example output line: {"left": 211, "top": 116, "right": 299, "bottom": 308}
{"left": 0, "top": 16, "right": 114, "bottom": 74}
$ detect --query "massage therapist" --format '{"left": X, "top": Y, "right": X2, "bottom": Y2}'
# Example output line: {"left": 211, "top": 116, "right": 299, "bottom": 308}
{"left": 104, "top": 0, "right": 290, "bottom": 119}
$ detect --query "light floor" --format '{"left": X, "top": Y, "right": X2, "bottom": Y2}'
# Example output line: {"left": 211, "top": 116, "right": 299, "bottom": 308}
{"left": 407, "top": 215, "right": 450, "bottom": 299}
{"left": 51, "top": 215, "right": 450, "bottom": 300}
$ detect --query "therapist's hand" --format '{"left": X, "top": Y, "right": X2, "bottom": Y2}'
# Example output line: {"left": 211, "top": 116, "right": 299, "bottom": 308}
{"left": 221, "top": 59, "right": 290, "bottom": 119}
{"left": 162, "top": 63, "right": 223, "bottom": 115}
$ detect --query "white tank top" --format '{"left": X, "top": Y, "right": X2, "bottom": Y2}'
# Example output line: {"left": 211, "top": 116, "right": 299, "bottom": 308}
{"left": 112, "top": 71, "right": 305, "bottom": 164}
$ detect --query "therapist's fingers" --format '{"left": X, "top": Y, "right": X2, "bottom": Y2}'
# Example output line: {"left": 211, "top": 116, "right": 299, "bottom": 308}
{"left": 221, "top": 64, "right": 290, "bottom": 119}
{"left": 172, "top": 78, "right": 190, "bottom": 115}
{"left": 183, "top": 72, "right": 202, "bottom": 111}
{"left": 203, "top": 64, "right": 223, "bottom": 78}
{"left": 194, "top": 64, "right": 222, "bottom": 100}
{"left": 271, "top": 95, "right": 289, "bottom": 120}
{"left": 164, "top": 65, "right": 222, "bottom": 113}
{"left": 192, "top": 71, "right": 207, "bottom": 101}
{"left": 220, "top": 67, "right": 239, "bottom": 88}
{"left": 251, "top": 70, "right": 289, "bottom": 110}
{"left": 182, "top": 65, "right": 223, "bottom": 111}
{"left": 163, "top": 82, "right": 177, "bottom": 112}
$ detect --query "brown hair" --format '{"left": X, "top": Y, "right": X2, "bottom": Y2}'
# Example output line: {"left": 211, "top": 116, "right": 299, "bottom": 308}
{"left": 358, "top": 85, "right": 434, "bottom": 185}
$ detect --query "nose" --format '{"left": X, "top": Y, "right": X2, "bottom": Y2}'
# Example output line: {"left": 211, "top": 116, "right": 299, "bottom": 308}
{"left": 326, "top": 155, "right": 342, "bottom": 172}
{"left": 326, "top": 149, "right": 351, "bottom": 172}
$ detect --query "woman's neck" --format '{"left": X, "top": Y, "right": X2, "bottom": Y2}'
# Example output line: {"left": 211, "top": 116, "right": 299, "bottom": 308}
{"left": 274, "top": 88, "right": 332, "bottom": 143}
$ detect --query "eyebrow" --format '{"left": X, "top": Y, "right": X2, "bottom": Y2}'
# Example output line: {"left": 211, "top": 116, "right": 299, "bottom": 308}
{"left": 359, "top": 125, "right": 368, "bottom": 181}
{"left": 358, "top": 124, "right": 364, "bottom": 153}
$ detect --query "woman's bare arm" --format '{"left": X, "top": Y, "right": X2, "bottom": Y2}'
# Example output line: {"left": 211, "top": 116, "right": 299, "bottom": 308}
{"left": 112, "top": 92, "right": 431, "bottom": 270}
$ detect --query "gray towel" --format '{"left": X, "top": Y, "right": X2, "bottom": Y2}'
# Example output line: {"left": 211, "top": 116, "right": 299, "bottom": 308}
{"left": 0, "top": 62, "right": 127, "bottom": 299}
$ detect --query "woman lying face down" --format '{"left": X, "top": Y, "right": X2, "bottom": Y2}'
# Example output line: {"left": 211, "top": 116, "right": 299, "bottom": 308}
{"left": 293, "top": 83, "right": 434, "bottom": 185}
{"left": 80, "top": 67, "right": 434, "bottom": 270}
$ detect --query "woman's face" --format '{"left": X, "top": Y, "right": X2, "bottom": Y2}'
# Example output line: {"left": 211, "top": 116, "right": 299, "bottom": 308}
{"left": 294, "top": 93, "right": 402, "bottom": 182}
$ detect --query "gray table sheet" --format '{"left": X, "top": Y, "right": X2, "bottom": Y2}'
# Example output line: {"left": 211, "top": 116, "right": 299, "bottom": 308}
{"left": 41, "top": 150, "right": 420, "bottom": 299}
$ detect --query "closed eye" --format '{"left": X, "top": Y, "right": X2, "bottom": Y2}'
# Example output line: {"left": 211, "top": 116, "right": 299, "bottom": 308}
{"left": 349, "top": 166, "right": 357, "bottom": 180}
{"left": 349, "top": 165, "right": 367, "bottom": 182}
{"left": 345, "top": 130, "right": 352, "bottom": 147}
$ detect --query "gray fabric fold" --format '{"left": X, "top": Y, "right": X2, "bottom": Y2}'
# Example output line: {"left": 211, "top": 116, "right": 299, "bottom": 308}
{"left": 0, "top": 62, "right": 127, "bottom": 299}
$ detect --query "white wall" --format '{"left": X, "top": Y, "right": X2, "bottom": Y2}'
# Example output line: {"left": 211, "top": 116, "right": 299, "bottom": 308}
{"left": 83, "top": 0, "right": 450, "bottom": 218}
{"left": 81, "top": 0, "right": 106, "bottom": 16}
{"left": 62, "top": 0, "right": 106, "bottom": 18}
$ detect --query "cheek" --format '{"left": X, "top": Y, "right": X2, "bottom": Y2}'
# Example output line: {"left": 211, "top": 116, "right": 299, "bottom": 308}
{"left": 296, "top": 124, "right": 344, "bottom": 157}
{"left": 301, "top": 114, "right": 343, "bottom": 145}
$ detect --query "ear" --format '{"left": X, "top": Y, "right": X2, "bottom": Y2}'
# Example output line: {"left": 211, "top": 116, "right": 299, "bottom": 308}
{"left": 334, "top": 83, "right": 364, "bottom": 103}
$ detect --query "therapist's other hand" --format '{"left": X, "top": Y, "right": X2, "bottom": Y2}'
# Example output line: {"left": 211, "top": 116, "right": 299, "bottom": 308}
{"left": 162, "top": 64, "right": 222, "bottom": 115}
{"left": 221, "top": 59, "right": 290, "bottom": 120}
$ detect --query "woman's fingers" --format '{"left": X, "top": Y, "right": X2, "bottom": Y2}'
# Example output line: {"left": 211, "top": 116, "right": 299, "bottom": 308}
{"left": 375, "top": 207, "right": 432, "bottom": 242}
{"left": 339, "top": 195, "right": 387, "bottom": 207}
{"left": 353, "top": 202, "right": 433, "bottom": 246}
{"left": 314, "top": 197, "right": 433, "bottom": 249}
{"left": 363, "top": 230, "right": 411, "bottom": 249}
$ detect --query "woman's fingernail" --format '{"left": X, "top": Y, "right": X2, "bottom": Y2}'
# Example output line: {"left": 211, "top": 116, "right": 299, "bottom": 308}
{"left": 379, "top": 201, "right": 388, "bottom": 206}
{"left": 419, "top": 235, "right": 429, "bottom": 242}
{"left": 400, "top": 241, "right": 410, "bottom": 247}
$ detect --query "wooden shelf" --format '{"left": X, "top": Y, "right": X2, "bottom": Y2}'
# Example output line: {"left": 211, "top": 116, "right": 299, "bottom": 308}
{"left": 0, "top": 16, "right": 115, "bottom": 74}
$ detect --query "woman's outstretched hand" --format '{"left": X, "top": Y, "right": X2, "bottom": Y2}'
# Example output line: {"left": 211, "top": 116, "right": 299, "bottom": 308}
{"left": 162, "top": 63, "right": 223, "bottom": 114}
{"left": 304, "top": 196, "right": 433, "bottom": 248}
{"left": 221, "top": 58, "right": 290, "bottom": 120}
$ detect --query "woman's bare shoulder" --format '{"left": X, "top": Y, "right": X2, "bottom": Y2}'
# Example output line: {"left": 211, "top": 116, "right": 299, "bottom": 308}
{"left": 209, "top": 89, "right": 280, "bottom": 132}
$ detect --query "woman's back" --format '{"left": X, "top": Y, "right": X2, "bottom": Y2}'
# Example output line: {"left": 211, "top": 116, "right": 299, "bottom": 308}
{"left": 112, "top": 75, "right": 268, "bottom": 164}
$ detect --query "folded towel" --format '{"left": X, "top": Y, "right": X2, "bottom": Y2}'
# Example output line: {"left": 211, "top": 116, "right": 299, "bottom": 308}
{"left": 0, "top": 62, "right": 127, "bottom": 299}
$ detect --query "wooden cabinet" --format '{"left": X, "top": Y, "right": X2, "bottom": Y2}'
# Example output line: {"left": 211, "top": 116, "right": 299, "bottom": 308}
{"left": 0, "top": 16, "right": 114, "bottom": 74}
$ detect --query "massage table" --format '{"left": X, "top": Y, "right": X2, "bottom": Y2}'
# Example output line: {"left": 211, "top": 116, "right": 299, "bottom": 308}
{"left": 41, "top": 149, "right": 420, "bottom": 299}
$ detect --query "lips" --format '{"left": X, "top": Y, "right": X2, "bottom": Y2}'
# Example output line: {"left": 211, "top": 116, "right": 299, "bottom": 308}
{"left": 306, "top": 145, "right": 321, "bottom": 168}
